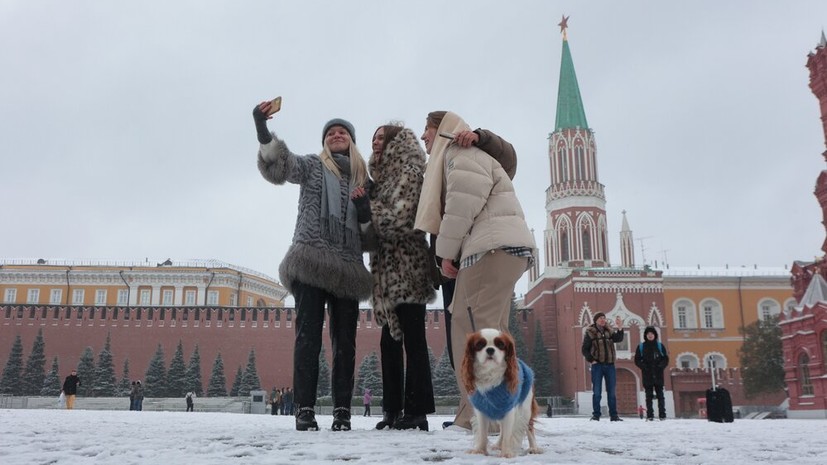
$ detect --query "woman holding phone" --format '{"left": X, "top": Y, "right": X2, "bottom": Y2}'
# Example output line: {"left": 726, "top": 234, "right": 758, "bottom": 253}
{"left": 253, "top": 100, "right": 372, "bottom": 432}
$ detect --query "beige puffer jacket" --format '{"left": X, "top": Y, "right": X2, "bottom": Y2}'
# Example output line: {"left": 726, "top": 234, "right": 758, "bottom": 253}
{"left": 434, "top": 144, "right": 535, "bottom": 263}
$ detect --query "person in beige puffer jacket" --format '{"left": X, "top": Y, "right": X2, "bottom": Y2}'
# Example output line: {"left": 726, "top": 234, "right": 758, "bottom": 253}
{"left": 414, "top": 110, "right": 536, "bottom": 431}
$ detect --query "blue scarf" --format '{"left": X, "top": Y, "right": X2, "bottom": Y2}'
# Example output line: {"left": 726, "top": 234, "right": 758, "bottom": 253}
{"left": 469, "top": 359, "right": 534, "bottom": 420}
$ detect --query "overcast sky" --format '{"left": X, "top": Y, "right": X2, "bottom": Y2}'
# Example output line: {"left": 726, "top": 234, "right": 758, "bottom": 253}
{"left": 3, "top": 1, "right": 827, "bottom": 299}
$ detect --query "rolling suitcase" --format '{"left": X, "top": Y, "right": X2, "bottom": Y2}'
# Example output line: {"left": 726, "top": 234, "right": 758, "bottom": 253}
{"left": 706, "top": 366, "right": 734, "bottom": 423}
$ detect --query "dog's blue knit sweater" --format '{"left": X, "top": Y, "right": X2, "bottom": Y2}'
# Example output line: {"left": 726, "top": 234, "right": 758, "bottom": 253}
{"left": 469, "top": 359, "right": 534, "bottom": 420}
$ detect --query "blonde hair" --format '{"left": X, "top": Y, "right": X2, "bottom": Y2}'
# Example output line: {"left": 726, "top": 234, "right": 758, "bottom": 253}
{"left": 320, "top": 142, "right": 368, "bottom": 188}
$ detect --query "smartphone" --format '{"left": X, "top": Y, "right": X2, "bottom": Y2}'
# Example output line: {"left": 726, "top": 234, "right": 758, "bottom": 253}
{"left": 267, "top": 96, "right": 282, "bottom": 116}
{"left": 438, "top": 132, "right": 454, "bottom": 139}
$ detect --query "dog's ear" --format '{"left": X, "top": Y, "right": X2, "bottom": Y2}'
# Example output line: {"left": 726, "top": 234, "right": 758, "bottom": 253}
{"left": 502, "top": 332, "right": 519, "bottom": 393}
{"left": 461, "top": 333, "right": 478, "bottom": 393}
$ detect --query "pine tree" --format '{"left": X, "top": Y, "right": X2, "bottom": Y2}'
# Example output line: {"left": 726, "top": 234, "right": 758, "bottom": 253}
{"left": 239, "top": 349, "right": 261, "bottom": 396}
{"left": 508, "top": 297, "right": 529, "bottom": 362}
{"left": 92, "top": 333, "right": 117, "bottom": 397}
{"left": 22, "top": 329, "right": 47, "bottom": 395}
{"left": 144, "top": 344, "right": 167, "bottom": 397}
{"left": 531, "top": 322, "right": 554, "bottom": 398}
{"left": 317, "top": 345, "right": 331, "bottom": 398}
{"left": 76, "top": 347, "right": 96, "bottom": 397}
{"left": 427, "top": 346, "right": 437, "bottom": 378}
{"left": 207, "top": 352, "right": 227, "bottom": 397}
{"left": 41, "top": 357, "right": 61, "bottom": 396}
{"left": 230, "top": 366, "right": 243, "bottom": 396}
{"left": 118, "top": 358, "right": 132, "bottom": 396}
{"left": 185, "top": 345, "right": 203, "bottom": 396}
{"left": 0, "top": 335, "right": 24, "bottom": 395}
{"left": 739, "top": 315, "right": 786, "bottom": 398}
{"left": 357, "top": 351, "right": 383, "bottom": 396}
{"left": 432, "top": 349, "right": 459, "bottom": 396}
{"left": 166, "top": 340, "right": 187, "bottom": 397}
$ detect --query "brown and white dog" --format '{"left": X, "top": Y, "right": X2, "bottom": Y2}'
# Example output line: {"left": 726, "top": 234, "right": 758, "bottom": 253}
{"left": 461, "top": 328, "right": 543, "bottom": 458}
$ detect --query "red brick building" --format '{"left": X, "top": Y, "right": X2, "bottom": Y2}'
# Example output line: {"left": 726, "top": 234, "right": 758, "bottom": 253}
{"left": 780, "top": 32, "right": 827, "bottom": 419}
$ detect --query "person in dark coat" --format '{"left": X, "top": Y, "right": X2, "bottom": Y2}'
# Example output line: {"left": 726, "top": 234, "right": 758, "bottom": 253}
{"left": 634, "top": 326, "right": 669, "bottom": 420}
{"left": 581, "top": 312, "right": 625, "bottom": 421}
{"left": 61, "top": 370, "right": 81, "bottom": 410}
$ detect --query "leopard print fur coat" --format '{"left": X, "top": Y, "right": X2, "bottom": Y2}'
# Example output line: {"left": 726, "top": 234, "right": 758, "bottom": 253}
{"left": 368, "top": 128, "right": 436, "bottom": 341}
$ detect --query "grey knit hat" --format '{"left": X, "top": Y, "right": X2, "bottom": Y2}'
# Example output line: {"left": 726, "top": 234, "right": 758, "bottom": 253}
{"left": 322, "top": 118, "right": 356, "bottom": 144}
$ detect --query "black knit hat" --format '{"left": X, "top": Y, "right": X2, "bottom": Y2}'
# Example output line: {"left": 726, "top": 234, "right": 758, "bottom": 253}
{"left": 644, "top": 326, "right": 659, "bottom": 340}
{"left": 593, "top": 312, "right": 606, "bottom": 324}
{"left": 322, "top": 118, "right": 356, "bottom": 144}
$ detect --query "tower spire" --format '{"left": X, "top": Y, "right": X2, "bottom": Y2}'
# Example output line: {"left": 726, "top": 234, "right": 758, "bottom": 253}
{"left": 554, "top": 16, "right": 589, "bottom": 131}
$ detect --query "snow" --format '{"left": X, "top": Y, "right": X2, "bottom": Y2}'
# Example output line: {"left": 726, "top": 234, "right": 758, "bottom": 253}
{"left": 1, "top": 409, "right": 825, "bottom": 465}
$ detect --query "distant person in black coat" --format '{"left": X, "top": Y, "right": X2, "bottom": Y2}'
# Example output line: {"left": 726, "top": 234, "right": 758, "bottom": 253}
{"left": 61, "top": 370, "right": 81, "bottom": 410}
{"left": 634, "top": 326, "right": 669, "bottom": 420}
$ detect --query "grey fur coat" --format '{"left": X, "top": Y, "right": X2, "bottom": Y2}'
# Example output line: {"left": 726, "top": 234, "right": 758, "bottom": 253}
{"left": 258, "top": 135, "right": 372, "bottom": 301}
{"left": 367, "top": 128, "right": 436, "bottom": 340}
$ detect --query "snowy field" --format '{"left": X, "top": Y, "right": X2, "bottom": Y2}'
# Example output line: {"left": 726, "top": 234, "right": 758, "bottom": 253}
{"left": 1, "top": 409, "right": 825, "bottom": 465}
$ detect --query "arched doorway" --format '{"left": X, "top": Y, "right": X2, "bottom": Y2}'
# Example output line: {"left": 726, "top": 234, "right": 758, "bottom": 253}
{"left": 616, "top": 368, "right": 637, "bottom": 415}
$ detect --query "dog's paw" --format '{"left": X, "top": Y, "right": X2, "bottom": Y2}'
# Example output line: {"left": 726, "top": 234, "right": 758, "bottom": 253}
{"left": 467, "top": 448, "right": 488, "bottom": 456}
{"left": 499, "top": 450, "right": 516, "bottom": 459}
{"left": 527, "top": 447, "right": 544, "bottom": 454}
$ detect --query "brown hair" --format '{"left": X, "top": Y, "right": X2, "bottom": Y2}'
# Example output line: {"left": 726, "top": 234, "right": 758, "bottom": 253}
{"left": 376, "top": 124, "right": 403, "bottom": 155}
{"left": 426, "top": 111, "right": 448, "bottom": 129}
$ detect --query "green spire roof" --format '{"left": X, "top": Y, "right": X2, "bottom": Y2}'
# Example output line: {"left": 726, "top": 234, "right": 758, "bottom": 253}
{"left": 554, "top": 38, "right": 589, "bottom": 131}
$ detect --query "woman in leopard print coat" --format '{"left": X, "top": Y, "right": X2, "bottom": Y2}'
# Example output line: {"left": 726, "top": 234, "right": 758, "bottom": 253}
{"left": 366, "top": 125, "right": 436, "bottom": 431}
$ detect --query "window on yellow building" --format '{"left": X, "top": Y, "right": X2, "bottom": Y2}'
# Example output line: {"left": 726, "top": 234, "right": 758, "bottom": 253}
{"left": 27, "top": 289, "right": 40, "bottom": 304}
{"left": 50, "top": 289, "right": 62, "bottom": 304}
{"left": 72, "top": 289, "right": 84, "bottom": 305}
{"left": 4, "top": 288, "right": 16, "bottom": 303}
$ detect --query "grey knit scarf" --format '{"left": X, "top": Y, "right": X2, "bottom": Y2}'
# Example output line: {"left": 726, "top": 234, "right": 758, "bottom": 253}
{"left": 320, "top": 153, "right": 360, "bottom": 256}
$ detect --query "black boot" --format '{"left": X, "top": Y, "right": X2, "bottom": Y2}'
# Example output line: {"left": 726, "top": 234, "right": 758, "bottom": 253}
{"left": 393, "top": 414, "right": 429, "bottom": 431}
{"left": 332, "top": 407, "right": 351, "bottom": 431}
{"left": 295, "top": 407, "right": 318, "bottom": 431}
{"left": 376, "top": 410, "right": 399, "bottom": 430}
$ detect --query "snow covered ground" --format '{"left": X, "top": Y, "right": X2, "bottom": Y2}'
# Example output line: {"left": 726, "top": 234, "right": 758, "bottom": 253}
{"left": 1, "top": 409, "right": 824, "bottom": 465}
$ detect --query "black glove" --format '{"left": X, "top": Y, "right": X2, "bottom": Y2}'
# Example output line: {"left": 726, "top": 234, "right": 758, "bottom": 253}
{"left": 253, "top": 105, "right": 273, "bottom": 144}
{"left": 352, "top": 195, "right": 371, "bottom": 223}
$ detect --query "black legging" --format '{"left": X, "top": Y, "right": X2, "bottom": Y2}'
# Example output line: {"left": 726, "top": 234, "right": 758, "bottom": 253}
{"left": 380, "top": 303, "right": 435, "bottom": 415}
{"left": 292, "top": 280, "right": 359, "bottom": 409}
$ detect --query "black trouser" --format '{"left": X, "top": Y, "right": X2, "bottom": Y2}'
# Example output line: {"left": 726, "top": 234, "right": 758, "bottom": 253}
{"left": 645, "top": 384, "right": 666, "bottom": 418}
{"left": 380, "top": 303, "right": 436, "bottom": 416}
{"left": 186, "top": 402, "right": 193, "bottom": 412}
{"left": 292, "top": 280, "right": 359, "bottom": 410}
{"left": 441, "top": 279, "right": 456, "bottom": 369}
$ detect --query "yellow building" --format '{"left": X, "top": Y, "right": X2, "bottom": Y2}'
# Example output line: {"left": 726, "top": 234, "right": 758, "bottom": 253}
{"left": 0, "top": 258, "right": 288, "bottom": 308}
{"left": 662, "top": 266, "right": 793, "bottom": 370}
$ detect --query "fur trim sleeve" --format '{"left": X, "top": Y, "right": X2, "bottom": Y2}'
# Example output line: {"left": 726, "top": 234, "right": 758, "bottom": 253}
{"left": 257, "top": 133, "right": 313, "bottom": 185}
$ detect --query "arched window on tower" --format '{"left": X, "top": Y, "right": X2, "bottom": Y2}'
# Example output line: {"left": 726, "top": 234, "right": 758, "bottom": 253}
{"left": 559, "top": 148, "right": 568, "bottom": 183}
{"left": 601, "top": 231, "right": 608, "bottom": 262}
{"left": 582, "top": 228, "right": 592, "bottom": 260}
{"left": 575, "top": 146, "right": 585, "bottom": 181}
{"left": 560, "top": 230, "right": 570, "bottom": 262}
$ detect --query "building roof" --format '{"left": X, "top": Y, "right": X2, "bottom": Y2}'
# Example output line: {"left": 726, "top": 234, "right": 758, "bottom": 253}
{"left": 660, "top": 266, "right": 790, "bottom": 278}
{"left": 554, "top": 36, "right": 589, "bottom": 131}
{"left": 0, "top": 257, "right": 278, "bottom": 283}
{"left": 796, "top": 272, "right": 827, "bottom": 310}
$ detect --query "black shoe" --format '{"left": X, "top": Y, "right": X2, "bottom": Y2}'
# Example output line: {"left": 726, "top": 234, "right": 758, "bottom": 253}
{"left": 295, "top": 407, "right": 318, "bottom": 431}
{"left": 646, "top": 417, "right": 654, "bottom": 422}
{"left": 332, "top": 407, "right": 351, "bottom": 431}
{"left": 441, "top": 421, "right": 454, "bottom": 429}
{"left": 376, "top": 411, "right": 400, "bottom": 430}
{"left": 590, "top": 415, "right": 600, "bottom": 421}
{"left": 393, "top": 414, "right": 429, "bottom": 431}
{"left": 610, "top": 416, "right": 623, "bottom": 422}
{"left": 659, "top": 416, "right": 666, "bottom": 421}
